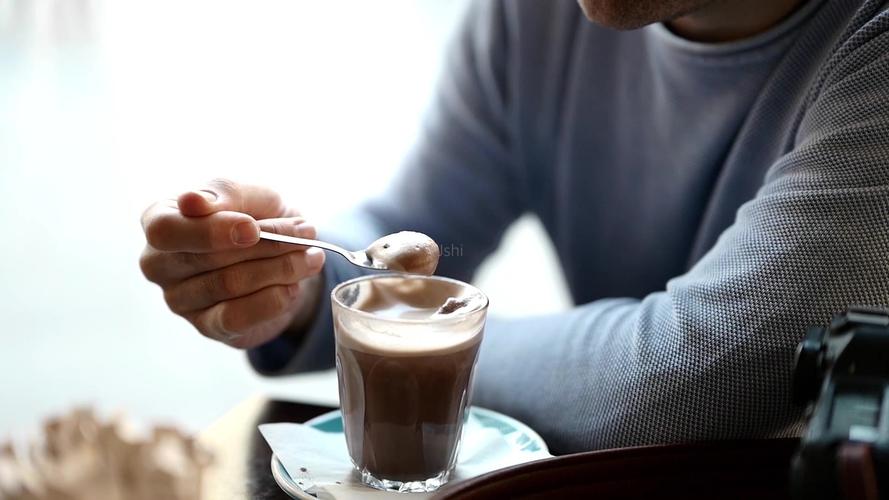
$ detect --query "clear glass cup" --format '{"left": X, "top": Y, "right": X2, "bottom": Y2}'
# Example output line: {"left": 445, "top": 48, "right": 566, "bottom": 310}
{"left": 331, "top": 274, "right": 488, "bottom": 493}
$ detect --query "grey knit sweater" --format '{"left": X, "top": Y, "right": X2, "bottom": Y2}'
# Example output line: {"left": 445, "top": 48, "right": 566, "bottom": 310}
{"left": 250, "top": 0, "right": 889, "bottom": 454}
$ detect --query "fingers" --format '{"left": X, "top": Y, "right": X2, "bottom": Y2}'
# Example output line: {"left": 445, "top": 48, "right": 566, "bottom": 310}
{"left": 176, "top": 178, "right": 292, "bottom": 220}
{"left": 163, "top": 247, "right": 325, "bottom": 313}
{"left": 142, "top": 199, "right": 259, "bottom": 253}
{"left": 189, "top": 283, "right": 307, "bottom": 349}
{"left": 139, "top": 179, "right": 320, "bottom": 350}
{"left": 140, "top": 218, "right": 317, "bottom": 285}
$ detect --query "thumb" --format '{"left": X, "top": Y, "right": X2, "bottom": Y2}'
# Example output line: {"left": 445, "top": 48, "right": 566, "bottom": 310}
{"left": 177, "top": 178, "right": 290, "bottom": 219}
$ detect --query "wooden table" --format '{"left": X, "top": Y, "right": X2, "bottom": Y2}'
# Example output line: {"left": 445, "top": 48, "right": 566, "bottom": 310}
{"left": 198, "top": 397, "right": 336, "bottom": 500}
{"left": 198, "top": 397, "right": 801, "bottom": 499}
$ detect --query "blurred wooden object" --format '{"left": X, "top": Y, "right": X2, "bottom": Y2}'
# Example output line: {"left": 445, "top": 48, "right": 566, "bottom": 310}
{"left": 0, "top": 408, "right": 212, "bottom": 500}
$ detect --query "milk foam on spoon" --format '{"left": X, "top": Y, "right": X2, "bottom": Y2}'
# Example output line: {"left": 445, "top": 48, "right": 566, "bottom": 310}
{"left": 365, "top": 231, "right": 440, "bottom": 275}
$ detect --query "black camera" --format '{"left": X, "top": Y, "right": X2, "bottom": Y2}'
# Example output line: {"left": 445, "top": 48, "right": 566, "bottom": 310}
{"left": 792, "top": 306, "right": 889, "bottom": 499}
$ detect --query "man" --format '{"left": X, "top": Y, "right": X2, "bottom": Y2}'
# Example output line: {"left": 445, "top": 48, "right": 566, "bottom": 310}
{"left": 139, "top": 0, "right": 889, "bottom": 453}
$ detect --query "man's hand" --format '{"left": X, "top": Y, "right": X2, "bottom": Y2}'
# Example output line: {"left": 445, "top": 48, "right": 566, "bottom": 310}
{"left": 139, "top": 179, "right": 326, "bottom": 349}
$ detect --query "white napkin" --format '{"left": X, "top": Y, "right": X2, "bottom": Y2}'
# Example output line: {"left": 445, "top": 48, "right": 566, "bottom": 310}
{"left": 259, "top": 413, "right": 551, "bottom": 499}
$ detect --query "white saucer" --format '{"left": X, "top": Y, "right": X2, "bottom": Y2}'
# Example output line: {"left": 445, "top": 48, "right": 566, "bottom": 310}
{"left": 270, "top": 406, "right": 548, "bottom": 499}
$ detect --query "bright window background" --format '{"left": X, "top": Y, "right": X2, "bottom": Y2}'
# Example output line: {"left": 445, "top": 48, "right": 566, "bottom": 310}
{"left": 0, "top": 0, "right": 570, "bottom": 434}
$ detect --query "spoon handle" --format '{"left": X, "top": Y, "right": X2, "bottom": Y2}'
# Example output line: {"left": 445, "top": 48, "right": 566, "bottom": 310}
{"left": 258, "top": 231, "right": 350, "bottom": 257}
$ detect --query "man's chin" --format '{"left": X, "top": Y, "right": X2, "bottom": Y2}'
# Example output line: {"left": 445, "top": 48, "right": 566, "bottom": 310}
{"left": 575, "top": 0, "right": 707, "bottom": 30}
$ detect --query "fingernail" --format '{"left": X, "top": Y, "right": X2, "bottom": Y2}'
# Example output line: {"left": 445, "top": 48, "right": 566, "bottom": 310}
{"left": 197, "top": 190, "right": 218, "bottom": 202}
{"left": 232, "top": 221, "right": 258, "bottom": 245}
{"left": 296, "top": 223, "right": 316, "bottom": 238}
{"left": 217, "top": 330, "right": 244, "bottom": 344}
{"left": 305, "top": 247, "right": 324, "bottom": 269}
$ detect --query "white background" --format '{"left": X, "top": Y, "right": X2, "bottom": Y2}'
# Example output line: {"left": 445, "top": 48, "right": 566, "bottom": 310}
{"left": 0, "top": 0, "right": 571, "bottom": 435}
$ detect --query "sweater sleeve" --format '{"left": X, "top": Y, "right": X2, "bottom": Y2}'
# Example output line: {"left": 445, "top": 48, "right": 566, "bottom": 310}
{"left": 248, "top": 0, "right": 524, "bottom": 374}
{"left": 473, "top": 26, "right": 889, "bottom": 453}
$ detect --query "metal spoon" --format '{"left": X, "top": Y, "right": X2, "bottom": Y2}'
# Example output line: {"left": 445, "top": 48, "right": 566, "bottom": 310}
{"left": 258, "top": 230, "right": 440, "bottom": 275}
{"left": 259, "top": 231, "right": 383, "bottom": 271}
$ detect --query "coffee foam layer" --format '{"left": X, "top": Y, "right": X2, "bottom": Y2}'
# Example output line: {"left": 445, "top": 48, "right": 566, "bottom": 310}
{"left": 334, "top": 277, "right": 486, "bottom": 356}
{"left": 335, "top": 314, "right": 483, "bottom": 356}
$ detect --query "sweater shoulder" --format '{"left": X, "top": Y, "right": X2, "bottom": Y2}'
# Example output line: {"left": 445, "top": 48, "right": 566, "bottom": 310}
{"left": 805, "top": 1, "right": 889, "bottom": 100}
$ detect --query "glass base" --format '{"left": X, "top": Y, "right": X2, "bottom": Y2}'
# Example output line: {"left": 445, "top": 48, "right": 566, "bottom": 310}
{"left": 358, "top": 468, "right": 451, "bottom": 493}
